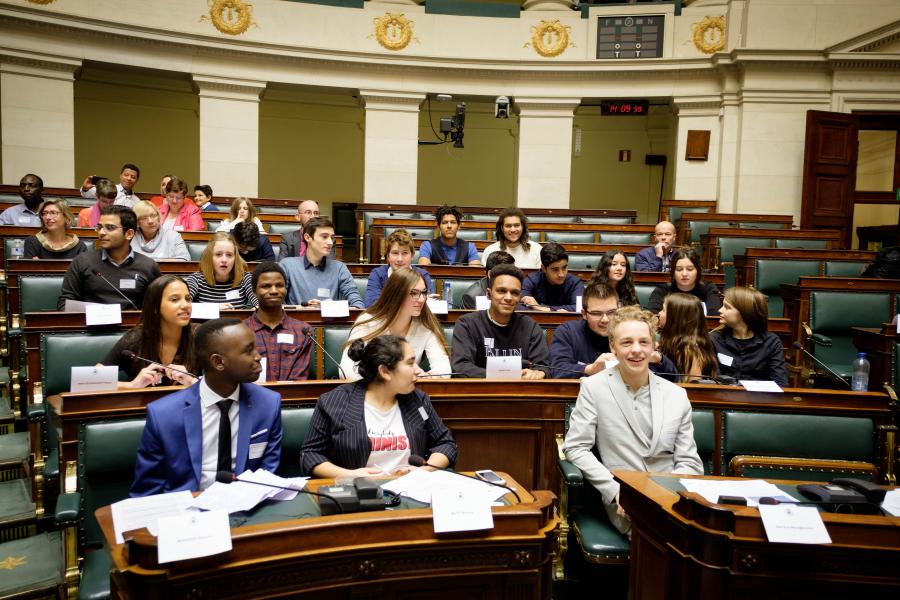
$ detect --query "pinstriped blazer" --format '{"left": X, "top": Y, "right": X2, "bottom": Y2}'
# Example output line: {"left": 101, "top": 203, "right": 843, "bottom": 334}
{"left": 299, "top": 382, "right": 458, "bottom": 476}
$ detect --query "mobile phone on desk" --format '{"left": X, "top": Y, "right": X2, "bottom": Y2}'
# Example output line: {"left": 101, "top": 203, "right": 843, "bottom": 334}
{"left": 475, "top": 470, "right": 506, "bottom": 486}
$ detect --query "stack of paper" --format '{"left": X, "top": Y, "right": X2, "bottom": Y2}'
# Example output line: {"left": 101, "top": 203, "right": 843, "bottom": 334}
{"left": 190, "top": 470, "right": 308, "bottom": 514}
{"left": 881, "top": 489, "right": 900, "bottom": 516}
{"left": 680, "top": 478, "right": 798, "bottom": 507}
{"left": 381, "top": 469, "right": 509, "bottom": 505}
{"left": 110, "top": 491, "right": 194, "bottom": 543}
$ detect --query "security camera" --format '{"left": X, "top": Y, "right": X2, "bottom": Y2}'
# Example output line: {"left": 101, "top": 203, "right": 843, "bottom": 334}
{"left": 495, "top": 96, "right": 510, "bottom": 119}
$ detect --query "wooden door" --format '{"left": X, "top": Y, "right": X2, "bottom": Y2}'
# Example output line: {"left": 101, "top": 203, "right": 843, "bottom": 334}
{"left": 801, "top": 110, "right": 859, "bottom": 248}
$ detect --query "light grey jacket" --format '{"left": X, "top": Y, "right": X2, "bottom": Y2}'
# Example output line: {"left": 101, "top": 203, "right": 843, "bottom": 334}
{"left": 131, "top": 229, "right": 190, "bottom": 261}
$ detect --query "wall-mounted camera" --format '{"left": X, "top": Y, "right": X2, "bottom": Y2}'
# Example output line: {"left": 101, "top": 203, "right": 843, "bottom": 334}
{"left": 495, "top": 96, "right": 510, "bottom": 119}
{"left": 439, "top": 102, "right": 466, "bottom": 148}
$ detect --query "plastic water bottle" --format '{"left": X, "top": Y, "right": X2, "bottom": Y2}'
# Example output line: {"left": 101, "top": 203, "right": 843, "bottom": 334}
{"left": 11, "top": 239, "right": 24, "bottom": 258}
{"left": 443, "top": 281, "right": 453, "bottom": 309}
{"left": 851, "top": 352, "right": 870, "bottom": 392}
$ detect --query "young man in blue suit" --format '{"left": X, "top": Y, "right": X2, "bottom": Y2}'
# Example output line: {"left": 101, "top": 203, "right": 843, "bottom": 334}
{"left": 130, "top": 318, "right": 283, "bottom": 496}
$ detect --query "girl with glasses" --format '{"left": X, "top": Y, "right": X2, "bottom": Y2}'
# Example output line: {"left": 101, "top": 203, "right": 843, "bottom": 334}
{"left": 24, "top": 198, "right": 87, "bottom": 259}
{"left": 340, "top": 267, "right": 450, "bottom": 380}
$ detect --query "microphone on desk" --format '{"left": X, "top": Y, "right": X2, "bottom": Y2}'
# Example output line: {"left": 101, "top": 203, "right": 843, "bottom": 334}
{"left": 414, "top": 372, "right": 465, "bottom": 378}
{"left": 92, "top": 270, "right": 139, "bottom": 310}
{"left": 304, "top": 329, "right": 347, "bottom": 379}
{"left": 120, "top": 351, "right": 198, "bottom": 381}
{"left": 407, "top": 455, "right": 521, "bottom": 503}
{"left": 651, "top": 372, "right": 737, "bottom": 385}
{"left": 757, "top": 496, "right": 883, "bottom": 515}
{"left": 223, "top": 473, "right": 346, "bottom": 514}
{"left": 791, "top": 342, "right": 850, "bottom": 389}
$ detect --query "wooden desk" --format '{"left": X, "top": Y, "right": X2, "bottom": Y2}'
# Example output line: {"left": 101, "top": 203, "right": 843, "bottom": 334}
{"left": 96, "top": 478, "right": 558, "bottom": 599}
{"left": 852, "top": 324, "right": 898, "bottom": 391}
{"left": 616, "top": 470, "right": 900, "bottom": 599}
{"left": 734, "top": 247, "right": 876, "bottom": 288}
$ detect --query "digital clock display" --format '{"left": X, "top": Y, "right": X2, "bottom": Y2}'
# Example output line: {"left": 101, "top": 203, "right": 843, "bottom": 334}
{"left": 600, "top": 100, "right": 649, "bottom": 116}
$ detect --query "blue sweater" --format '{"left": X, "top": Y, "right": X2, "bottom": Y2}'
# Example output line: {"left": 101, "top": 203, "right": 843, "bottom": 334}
{"left": 365, "top": 265, "right": 435, "bottom": 308}
{"left": 521, "top": 271, "right": 584, "bottom": 311}
{"left": 281, "top": 256, "right": 364, "bottom": 308}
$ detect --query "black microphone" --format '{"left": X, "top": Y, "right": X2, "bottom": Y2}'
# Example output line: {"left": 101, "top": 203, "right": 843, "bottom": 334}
{"left": 225, "top": 473, "right": 345, "bottom": 514}
{"left": 305, "top": 329, "right": 347, "bottom": 379}
{"left": 651, "top": 372, "right": 736, "bottom": 385}
{"left": 407, "top": 454, "right": 521, "bottom": 503}
{"left": 92, "top": 270, "right": 139, "bottom": 310}
{"left": 121, "top": 350, "right": 198, "bottom": 381}
{"left": 757, "top": 496, "right": 882, "bottom": 515}
{"left": 791, "top": 342, "right": 850, "bottom": 389}
{"left": 414, "top": 372, "right": 466, "bottom": 378}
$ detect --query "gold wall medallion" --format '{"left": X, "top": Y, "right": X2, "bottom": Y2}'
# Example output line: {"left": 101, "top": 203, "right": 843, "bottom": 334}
{"left": 202, "top": 0, "right": 256, "bottom": 36}
{"left": 372, "top": 13, "right": 417, "bottom": 51}
{"left": 526, "top": 20, "right": 574, "bottom": 58}
{"left": 692, "top": 16, "right": 726, "bottom": 54}
{"left": 0, "top": 555, "right": 27, "bottom": 570}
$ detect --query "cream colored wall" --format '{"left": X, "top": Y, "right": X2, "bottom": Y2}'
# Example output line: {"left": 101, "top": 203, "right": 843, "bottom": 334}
{"left": 417, "top": 101, "right": 517, "bottom": 207}
{"left": 853, "top": 204, "right": 899, "bottom": 249}
{"left": 74, "top": 65, "right": 198, "bottom": 194}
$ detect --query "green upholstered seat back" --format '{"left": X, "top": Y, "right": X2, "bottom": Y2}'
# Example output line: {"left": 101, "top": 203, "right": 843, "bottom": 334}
{"left": 531, "top": 216, "right": 577, "bottom": 224}
{"left": 186, "top": 241, "right": 207, "bottom": 261}
{"left": 41, "top": 333, "right": 124, "bottom": 397}
{"left": 754, "top": 259, "right": 820, "bottom": 317}
{"left": 456, "top": 229, "right": 487, "bottom": 241}
{"left": 684, "top": 220, "right": 730, "bottom": 243}
{"left": 267, "top": 222, "right": 298, "bottom": 236}
{"left": 443, "top": 278, "right": 479, "bottom": 309}
{"left": 809, "top": 291, "right": 891, "bottom": 377}
{"left": 691, "top": 410, "right": 716, "bottom": 475}
{"left": 635, "top": 284, "right": 656, "bottom": 309}
{"left": 738, "top": 221, "right": 783, "bottom": 229}
{"left": 667, "top": 206, "right": 711, "bottom": 223}
{"left": 774, "top": 238, "right": 828, "bottom": 250}
{"left": 598, "top": 232, "right": 651, "bottom": 245}
{"left": 353, "top": 277, "right": 368, "bottom": 300}
{"left": 205, "top": 220, "right": 222, "bottom": 231}
{"left": 79, "top": 419, "right": 146, "bottom": 547}
{"left": 277, "top": 408, "right": 314, "bottom": 478}
{"left": 718, "top": 237, "right": 771, "bottom": 263}
{"left": 544, "top": 231, "right": 595, "bottom": 244}
{"left": 824, "top": 261, "right": 867, "bottom": 277}
{"left": 322, "top": 328, "right": 351, "bottom": 379}
{"left": 362, "top": 211, "right": 418, "bottom": 231}
{"left": 579, "top": 216, "right": 632, "bottom": 225}
{"left": 466, "top": 214, "right": 497, "bottom": 222}
{"left": 20, "top": 276, "right": 65, "bottom": 313}
{"left": 566, "top": 254, "right": 602, "bottom": 271}
{"left": 383, "top": 227, "right": 433, "bottom": 241}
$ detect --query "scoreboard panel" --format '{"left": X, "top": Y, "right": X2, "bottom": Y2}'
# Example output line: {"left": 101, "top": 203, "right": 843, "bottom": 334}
{"left": 597, "top": 15, "right": 664, "bottom": 59}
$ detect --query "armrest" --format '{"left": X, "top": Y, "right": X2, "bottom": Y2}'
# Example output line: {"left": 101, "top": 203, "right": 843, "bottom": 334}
{"left": 55, "top": 491, "right": 81, "bottom": 525}
{"left": 810, "top": 333, "right": 833, "bottom": 347}
{"left": 26, "top": 403, "right": 46, "bottom": 422}
{"left": 558, "top": 459, "right": 584, "bottom": 487}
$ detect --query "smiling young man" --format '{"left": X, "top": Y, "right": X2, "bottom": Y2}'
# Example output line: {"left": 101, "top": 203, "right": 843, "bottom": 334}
{"left": 130, "top": 318, "right": 283, "bottom": 495}
{"left": 520, "top": 242, "right": 584, "bottom": 312}
{"left": 365, "top": 229, "right": 434, "bottom": 307}
{"left": 417, "top": 205, "right": 480, "bottom": 266}
{"left": 57, "top": 205, "right": 161, "bottom": 310}
{"left": 0, "top": 173, "right": 43, "bottom": 226}
{"left": 563, "top": 305, "right": 703, "bottom": 534}
{"left": 244, "top": 262, "right": 313, "bottom": 381}
{"left": 80, "top": 163, "right": 141, "bottom": 208}
{"left": 451, "top": 263, "right": 549, "bottom": 379}
{"left": 279, "top": 216, "right": 364, "bottom": 308}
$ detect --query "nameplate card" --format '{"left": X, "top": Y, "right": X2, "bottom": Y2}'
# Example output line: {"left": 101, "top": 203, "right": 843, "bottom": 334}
{"left": 71, "top": 366, "right": 119, "bottom": 393}
{"left": 85, "top": 303, "right": 122, "bottom": 326}
{"left": 431, "top": 488, "right": 494, "bottom": 533}
{"left": 157, "top": 509, "right": 232, "bottom": 564}
{"left": 190, "top": 303, "right": 220, "bottom": 320}
{"left": 320, "top": 300, "right": 349, "bottom": 318}
{"left": 475, "top": 295, "right": 490, "bottom": 311}
{"left": 426, "top": 299, "right": 448, "bottom": 315}
{"left": 485, "top": 355, "right": 522, "bottom": 379}
{"left": 739, "top": 380, "right": 783, "bottom": 393}
{"left": 758, "top": 504, "right": 831, "bottom": 544}
{"left": 576, "top": 295, "right": 582, "bottom": 313}
{"left": 256, "top": 357, "right": 267, "bottom": 383}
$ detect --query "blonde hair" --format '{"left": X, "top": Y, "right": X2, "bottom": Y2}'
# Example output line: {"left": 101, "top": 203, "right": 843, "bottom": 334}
{"left": 386, "top": 229, "right": 415, "bottom": 254}
{"left": 198, "top": 232, "right": 248, "bottom": 287}
{"left": 37, "top": 198, "right": 74, "bottom": 229}
{"left": 229, "top": 197, "right": 257, "bottom": 222}
{"left": 607, "top": 305, "right": 657, "bottom": 343}
{"left": 132, "top": 200, "right": 160, "bottom": 221}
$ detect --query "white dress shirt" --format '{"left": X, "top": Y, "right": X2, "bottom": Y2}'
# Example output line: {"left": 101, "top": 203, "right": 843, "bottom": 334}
{"left": 198, "top": 377, "right": 240, "bottom": 490}
{"left": 81, "top": 183, "right": 139, "bottom": 208}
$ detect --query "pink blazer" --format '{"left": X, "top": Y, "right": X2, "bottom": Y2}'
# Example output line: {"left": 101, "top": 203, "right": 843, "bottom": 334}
{"left": 159, "top": 200, "right": 205, "bottom": 231}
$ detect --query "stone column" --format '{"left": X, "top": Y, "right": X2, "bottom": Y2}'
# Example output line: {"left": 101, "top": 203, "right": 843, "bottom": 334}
{"left": 193, "top": 75, "right": 266, "bottom": 197}
{"left": 0, "top": 50, "right": 81, "bottom": 186}
{"left": 360, "top": 90, "right": 424, "bottom": 205}
{"left": 671, "top": 96, "right": 723, "bottom": 202}
{"left": 515, "top": 97, "right": 580, "bottom": 209}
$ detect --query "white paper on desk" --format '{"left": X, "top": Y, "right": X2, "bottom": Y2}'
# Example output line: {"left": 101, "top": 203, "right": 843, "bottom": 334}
{"left": 190, "top": 302, "right": 220, "bottom": 320}
{"left": 70, "top": 365, "right": 119, "bottom": 393}
{"left": 432, "top": 488, "right": 494, "bottom": 533}
{"left": 237, "top": 469, "right": 309, "bottom": 501}
{"left": 190, "top": 481, "right": 273, "bottom": 514}
{"left": 680, "top": 479, "right": 798, "bottom": 508}
{"left": 426, "top": 299, "right": 448, "bottom": 315}
{"left": 485, "top": 355, "right": 522, "bottom": 379}
{"left": 157, "top": 509, "right": 232, "bottom": 564}
{"left": 475, "top": 295, "right": 490, "bottom": 311}
{"left": 382, "top": 469, "right": 509, "bottom": 505}
{"left": 758, "top": 504, "right": 832, "bottom": 544}
{"left": 881, "top": 488, "right": 900, "bottom": 517}
{"left": 739, "top": 380, "right": 783, "bottom": 393}
{"left": 110, "top": 490, "right": 193, "bottom": 544}
{"left": 84, "top": 303, "right": 121, "bottom": 326}
{"left": 320, "top": 299, "right": 349, "bottom": 317}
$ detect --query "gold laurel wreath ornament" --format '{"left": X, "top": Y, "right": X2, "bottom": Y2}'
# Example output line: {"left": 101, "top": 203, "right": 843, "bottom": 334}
{"left": 526, "top": 20, "right": 574, "bottom": 58}
{"left": 692, "top": 16, "right": 726, "bottom": 54}
{"left": 202, "top": 0, "right": 256, "bottom": 36}
{"left": 372, "top": 13, "right": 418, "bottom": 51}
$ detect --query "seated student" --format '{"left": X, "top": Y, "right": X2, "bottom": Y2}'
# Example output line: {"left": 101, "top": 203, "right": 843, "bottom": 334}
{"left": 461, "top": 250, "right": 515, "bottom": 309}
{"left": 23, "top": 198, "right": 88, "bottom": 259}
{"left": 149, "top": 175, "right": 171, "bottom": 208}
{"left": 589, "top": 249, "right": 639, "bottom": 307}
{"left": 58, "top": 205, "right": 161, "bottom": 310}
{"left": 159, "top": 176, "right": 204, "bottom": 232}
{"left": 279, "top": 200, "right": 319, "bottom": 260}
{"left": 550, "top": 282, "right": 675, "bottom": 379}
{"left": 194, "top": 184, "right": 219, "bottom": 212}
{"left": 184, "top": 232, "right": 258, "bottom": 309}
{"left": 417, "top": 204, "right": 481, "bottom": 266}
{"left": 711, "top": 286, "right": 789, "bottom": 386}
{"left": 77, "top": 178, "right": 118, "bottom": 228}
{"left": 451, "top": 264, "right": 549, "bottom": 379}
{"left": 244, "top": 262, "right": 313, "bottom": 381}
{"left": 0, "top": 173, "right": 43, "bottom": 226}
{"left": 481, "top": 207, "right": 542, "bottom": 269}
{"left": 521, "top": 242, "right": 584, "bottom": 312}
{"left": 131, "top": 318, "right": 283, "bottom": 496}
{"left": 365, "top": 229, "right": 434, "bottom": 308}
{"left": 233, "top": 221, "right": 276, "bottom": 262}
{"left": 300, "top": 335, "right": 457, "bottom": 478}
{"left": 635, "top": 220, "right": 677, "bottom": 272}
{"left": 341, "top": 267, "right": 450, "bottom": 380}
{"left": 131, "top": 200, "right": 190, "bottom": 261}
{"left": 216, "top": 197, "right": 265, "bottom": 233}
{"left": 658, "top": 293, "right": 718, "bottom": 383}
{"left": 647, "top": 248, "right": 721, "bottom": 314}
{"left": 563, "top": 305, "right": 703, "bottom": 534}
{"left": 101, "top": 275, "right": 198, "bottom": 388}
{"left": 80, "top": 163, "right": 140, "bottom": 208}
{"left": 280, "top": 216, "right": 364, "bottom": 308}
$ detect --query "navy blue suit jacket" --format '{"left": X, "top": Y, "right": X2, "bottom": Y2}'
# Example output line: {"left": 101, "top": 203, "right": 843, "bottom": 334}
{"left": 130, "top": 381, "right": 283, "bottom": 496}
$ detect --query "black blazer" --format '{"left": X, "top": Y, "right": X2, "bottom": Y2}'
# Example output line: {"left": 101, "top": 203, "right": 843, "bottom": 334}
{"left": 299, "top": 382, "right": 458, "bottom": 476}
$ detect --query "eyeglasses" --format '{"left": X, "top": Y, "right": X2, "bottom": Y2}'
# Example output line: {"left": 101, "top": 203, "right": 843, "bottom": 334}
{"left": 94, "top": 224, "right": 122, "bottom": 233}
{"left": 585, "top": 309, "right": 618, "bottom": 318}
{"left": 408, "top": 289, "right": 428, "bottom": 299}
{"left": 40, "top": 210, "right": 61, "bottom": 217}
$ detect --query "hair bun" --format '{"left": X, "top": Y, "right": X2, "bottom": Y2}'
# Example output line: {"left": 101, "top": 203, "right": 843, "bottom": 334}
{"left": 347, "top": 338, "right": 367, "bottom": 362}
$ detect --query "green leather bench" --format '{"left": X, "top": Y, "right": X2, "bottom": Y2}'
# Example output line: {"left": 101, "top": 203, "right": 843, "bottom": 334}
{"left": 598, "top": 232, "right": 651, "bottom": 245}
{"left": 683, "top": 220, "right": 730, "bottom": 244}
{"left": 754, "top": 259, "right": 820, "bottom": 317}
{"left": 456, "top": 229, "right": 488, "bottom": 241}
{"left": 321, "top": 327, "right": 352, "bottom": 379}
{"left": 578, "top": 216, "right": 632, "bottom": 225}
{"left": 635, "top": 284, "right": 655, "bottom": 309}
{"left": 775, "top": 238, "right": 828, "bottom": 250}
{"left": 666, "top": 205, "right": 711, "bottom": 224}
{"left": 543, "top": 231, "right": 595, "bottom": 244}
{"left": 353, "top": 276, "right": 368, "bottom": 301}
{"left": 824, "top": 261, "right": 867, "bottom": 277}
{"left": 566, "top": 255, "right": 602, "bottom": 271}
{"left": 186, "top": 241, "right": 207, "bottom": 261}
{"left": 267, "top": 222, "right": 299, "bottom": 236}
{"left": 439, "top": 278, "right": 480, "bottom": 309}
